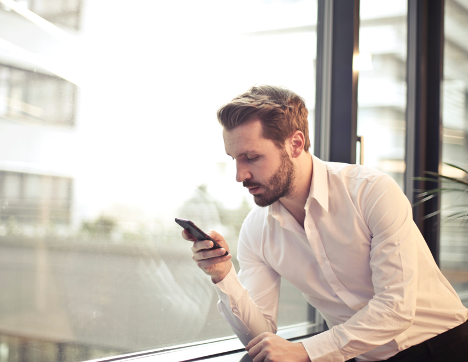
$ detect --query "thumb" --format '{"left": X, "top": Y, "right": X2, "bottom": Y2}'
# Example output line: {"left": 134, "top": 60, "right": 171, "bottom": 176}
{"left": 207, "top": 230, "right": 229, "bottom": 252}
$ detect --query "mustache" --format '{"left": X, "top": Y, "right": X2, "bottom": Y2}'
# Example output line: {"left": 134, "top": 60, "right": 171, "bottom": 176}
{"left": 243, "top": 180, "right": 262, "bottom": 188}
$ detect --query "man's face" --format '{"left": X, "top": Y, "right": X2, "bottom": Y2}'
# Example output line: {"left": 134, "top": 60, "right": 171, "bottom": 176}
{"left": 223, "top": 119, "right": 296, "bottom": 207}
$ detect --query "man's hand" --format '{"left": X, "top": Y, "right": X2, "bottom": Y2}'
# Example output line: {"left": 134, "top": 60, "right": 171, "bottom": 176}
{"left": 182, "top": 229, "right": 232, "bottom": 283}
{"left": 246, "top": 333, "right": 311, "bottom": 362}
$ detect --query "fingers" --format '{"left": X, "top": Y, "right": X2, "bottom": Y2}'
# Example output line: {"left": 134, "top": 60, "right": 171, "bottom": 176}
{"left": 246, "top": 334, "right": 263, "bottom": 351}
{"left": 246, "top": 333, "right": 272, "bottom": 361}
{"left": 182, "top": 229, "right": 227, "bottom": 251}
{"left": 191, "top": 239, "right": 214, "bottom": 253}
{"left": 247, "top": 340, "right": 264, "bottom": 361}
{"left": 206, "top": 229, "right": 222, "bottom": 240}
{"left": 192, "top": 246, "right": 228, "bottom": 261}
{"left": 206, "top": 230, "right": 230, "bottom": 253}
{"left": 183, "top": 228, "right": 232, "bottom": 279}
{"left": 193, "top": 253, "right": 232, "bottom": 271}
{"left": 252, "top": 349, "right": 268, "bottom": 362}
{"left": 181, "top": 229, "right": 197, "bottom": 241}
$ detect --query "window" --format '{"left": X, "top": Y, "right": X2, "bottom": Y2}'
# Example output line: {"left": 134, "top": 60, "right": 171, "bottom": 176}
{"left": 0, "top": 65, "right": 77, "bottom": 126}
{"left": 0, "top": 170, "right": 72, "bottom": 226}
{"left": 0, "top": 0, "right": 319, "bottom": 361}
{"left": 357, "top": 0, "right": 407, "bottom": 189}
{"left": 2, "top": 1, "right": 461, "bottom": 361}
{"left": 440, "top": 0, "right": 468, "bottom": 307}
{"left": 17, "top": 0, "right": 82, "bottom": 30}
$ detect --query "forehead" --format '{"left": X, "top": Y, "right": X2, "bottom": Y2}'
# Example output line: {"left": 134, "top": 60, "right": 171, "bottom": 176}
{"left": 223, "top": 119, "right": 275, "bottom": 156}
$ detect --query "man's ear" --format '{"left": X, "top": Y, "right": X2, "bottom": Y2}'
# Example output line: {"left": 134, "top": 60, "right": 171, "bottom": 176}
{"left": 290, "top": 130, "right": 305, "bottom": 158}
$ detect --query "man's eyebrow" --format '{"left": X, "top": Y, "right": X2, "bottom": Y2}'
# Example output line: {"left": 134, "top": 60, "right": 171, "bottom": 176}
{"left": 226, "top": 152, "right": 249, "bottom": 159}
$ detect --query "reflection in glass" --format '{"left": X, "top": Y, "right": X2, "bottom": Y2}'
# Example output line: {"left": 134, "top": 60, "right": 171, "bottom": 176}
{"left": 357, "top": 0, "right": 407, "bottom": 189}
{"left": 440, "top": 0, "right": 468, "bottom": 307}
{"left": 0, "top": 65, "right": 76, "bottom": 126}
{"left": 0, "top": 0, "right": 318, "bottom": 360}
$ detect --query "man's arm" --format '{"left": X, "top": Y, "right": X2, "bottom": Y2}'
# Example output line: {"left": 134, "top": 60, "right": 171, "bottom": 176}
{"left": 302, "top": 175, "right": 418, "bottom": 362}
{"left": 212, "top": 226, "right": 312, "bottom": 362}
{"left": 184, "top": 227, "right": 280, "bottom": 344}
{"left": 185, "top": 222, "right": 311, "bottom": 362}
{"left": 214, "top": 262, "right": 278, "bottom": 345}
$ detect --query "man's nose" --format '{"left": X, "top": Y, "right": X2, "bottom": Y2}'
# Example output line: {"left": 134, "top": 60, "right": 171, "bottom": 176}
{"left": 236, "top": 162, "right": 251, "bottom": 183}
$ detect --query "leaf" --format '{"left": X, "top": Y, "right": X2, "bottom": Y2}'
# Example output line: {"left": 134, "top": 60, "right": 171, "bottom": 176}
{"left": 421, "top": 204, "right": 468, "bottom": 219}
{"left": 445, "top": 211, "right": 468, "bottom": 220}
{"left": 443, "top": 204, "right": 468, "bottom": 209}
{"left": 422, "top": 210, "right": 441, "bottom": 220}
{"left": 444, "top": 162, "right": 468, "bottom": 174}
{"left": 414, "top": 176, "right": 440, "bottom": 182}
{"left": 415, "top": 162, "right": 468, "bottom": 220}
{"left": 424, "top": 171, "right": 468, "bottom": 186}
{"left": 413, "top": 177, "right": 454, "bottom": 183}
{"left": 416, "top": 188, "right": 464, "bottom": 198}
{"left": 413, "top": 194, "right": 436, "bottom": 207}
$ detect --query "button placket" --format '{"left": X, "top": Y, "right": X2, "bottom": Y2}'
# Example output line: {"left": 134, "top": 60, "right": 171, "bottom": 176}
{"left": 306, "top": 216, "right": 363, "bottom": 311}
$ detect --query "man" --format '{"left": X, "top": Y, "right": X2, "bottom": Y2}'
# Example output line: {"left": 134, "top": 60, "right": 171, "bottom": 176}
{"left": 183, "top": 85, "right": 468, "bottom": 362}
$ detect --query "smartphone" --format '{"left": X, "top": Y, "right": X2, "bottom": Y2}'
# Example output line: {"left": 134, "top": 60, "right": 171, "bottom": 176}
{"left": 175, "top": 218, "right": 229, "bottom": 256}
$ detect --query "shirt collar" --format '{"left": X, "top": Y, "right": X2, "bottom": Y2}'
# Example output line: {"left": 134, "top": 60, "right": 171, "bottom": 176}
{"left": 267, "top": 154, "right": 329, "bottom": 228}
{"left": 308, "top": 155, "right": 329, "bottom": 213}
{"left": 267, "top": 201, "right": 282, "bottom": 229}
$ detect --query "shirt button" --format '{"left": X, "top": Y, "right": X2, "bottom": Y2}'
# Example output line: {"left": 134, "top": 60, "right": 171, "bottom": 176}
{"left": 308, "top": 224, "right": 312, "bottom": 229}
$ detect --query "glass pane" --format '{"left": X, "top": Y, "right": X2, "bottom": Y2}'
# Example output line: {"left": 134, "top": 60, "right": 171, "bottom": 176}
{"left": 30, "top": 0, "right": 81, "bottom": 30}
{"left": 0, "top": 65, "right": 76, "bottom": 126}
{"left": 0, "top": 0, "right": 318, "bottom": 360}
{"left": 357, "top": 0, "right": 407, "bottom": 189}
{"left": 440, "top": 0, "right": 468, "bottom": 307}
{"left": 4, "top": 173, "right": 21, "bottom": 199}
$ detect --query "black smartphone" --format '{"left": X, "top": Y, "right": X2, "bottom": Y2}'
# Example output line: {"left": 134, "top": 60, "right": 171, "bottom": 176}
{"left": 175, "top": 218, "right": 229, "bottom": 256}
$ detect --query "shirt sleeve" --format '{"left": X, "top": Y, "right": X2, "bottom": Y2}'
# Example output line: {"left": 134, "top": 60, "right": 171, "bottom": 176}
{"left": 213, "top": 217, "right": 281, "bottom": 346}
{"left": 302, "top": 175, "right": 418, "bottom": 362}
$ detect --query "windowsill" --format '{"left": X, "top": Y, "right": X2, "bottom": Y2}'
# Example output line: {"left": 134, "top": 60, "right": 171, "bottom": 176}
{"left": 85, "top": 321, "right": 326, "bottom": 362}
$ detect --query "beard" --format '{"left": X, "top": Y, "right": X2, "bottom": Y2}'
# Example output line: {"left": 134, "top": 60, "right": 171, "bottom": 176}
{"left": 243, "top": 149, "right": 296, "bottom": 207}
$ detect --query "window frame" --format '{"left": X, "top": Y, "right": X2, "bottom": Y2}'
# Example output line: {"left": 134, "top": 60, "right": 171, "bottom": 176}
{"left": 85, "top": 314, "right": 326, "bottom": 362}
{"left": 404, "top": 0, "right": 445, "bottom": 264}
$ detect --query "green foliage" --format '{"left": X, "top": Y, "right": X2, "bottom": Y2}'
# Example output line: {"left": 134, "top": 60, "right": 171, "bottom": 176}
{"left": 5, "top": 216, "right": 20, "bottom": 235}
{"left": 414, "top": 163, "right": 468, "bottom": 221}
{"left": 81, "top": 215, "right": 117, "bottom": 236}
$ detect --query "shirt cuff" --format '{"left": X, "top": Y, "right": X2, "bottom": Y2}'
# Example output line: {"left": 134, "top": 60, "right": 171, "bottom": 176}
{"left": 301, "top": 330, "right": 345, "bottom": 362}
{"left": 213, "top": 264, "right": 246, "bottom": 306}
{"left": 213, "top": 265, "right": 252, "bottom": 339}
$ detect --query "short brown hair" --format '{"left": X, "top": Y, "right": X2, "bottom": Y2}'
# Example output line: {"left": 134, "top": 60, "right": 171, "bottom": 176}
{"left": 217, "top": 85, "right": 310, "bottom": 152}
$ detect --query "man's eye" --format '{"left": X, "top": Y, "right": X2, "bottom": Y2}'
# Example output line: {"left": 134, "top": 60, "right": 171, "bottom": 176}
{"left": 247, "top": 156, "right": 258, "bottom": 161}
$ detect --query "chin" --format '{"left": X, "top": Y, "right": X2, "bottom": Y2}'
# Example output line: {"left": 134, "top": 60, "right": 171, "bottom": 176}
{"left": 253, "top": 195, "right": 277, "bottom": 208}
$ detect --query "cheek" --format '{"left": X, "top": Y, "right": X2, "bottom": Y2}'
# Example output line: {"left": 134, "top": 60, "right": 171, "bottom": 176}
{"left": 254, "top": 166, "right": 274, "bottom": 183}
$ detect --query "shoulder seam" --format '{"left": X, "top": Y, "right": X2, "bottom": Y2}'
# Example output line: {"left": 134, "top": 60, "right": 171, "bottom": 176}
{"left": 326, "top": 166, "right": 386, "bottom": 184}
{"left": 363, "top": 174, "right": 388, "bottom": 200}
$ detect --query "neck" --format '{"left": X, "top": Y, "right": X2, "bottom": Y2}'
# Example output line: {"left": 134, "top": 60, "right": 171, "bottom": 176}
{"left": 279, "top": 152, "right": 313, "bottom": 228}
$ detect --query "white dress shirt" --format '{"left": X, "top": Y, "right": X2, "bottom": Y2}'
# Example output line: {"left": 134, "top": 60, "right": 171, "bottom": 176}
{"left": 214, "top": 155, "right": 468, "bottom": 362}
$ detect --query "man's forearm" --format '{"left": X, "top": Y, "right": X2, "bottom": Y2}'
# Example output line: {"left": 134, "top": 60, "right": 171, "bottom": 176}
{"left": 213, "top": 266, "right": 277, "bottom": 346}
